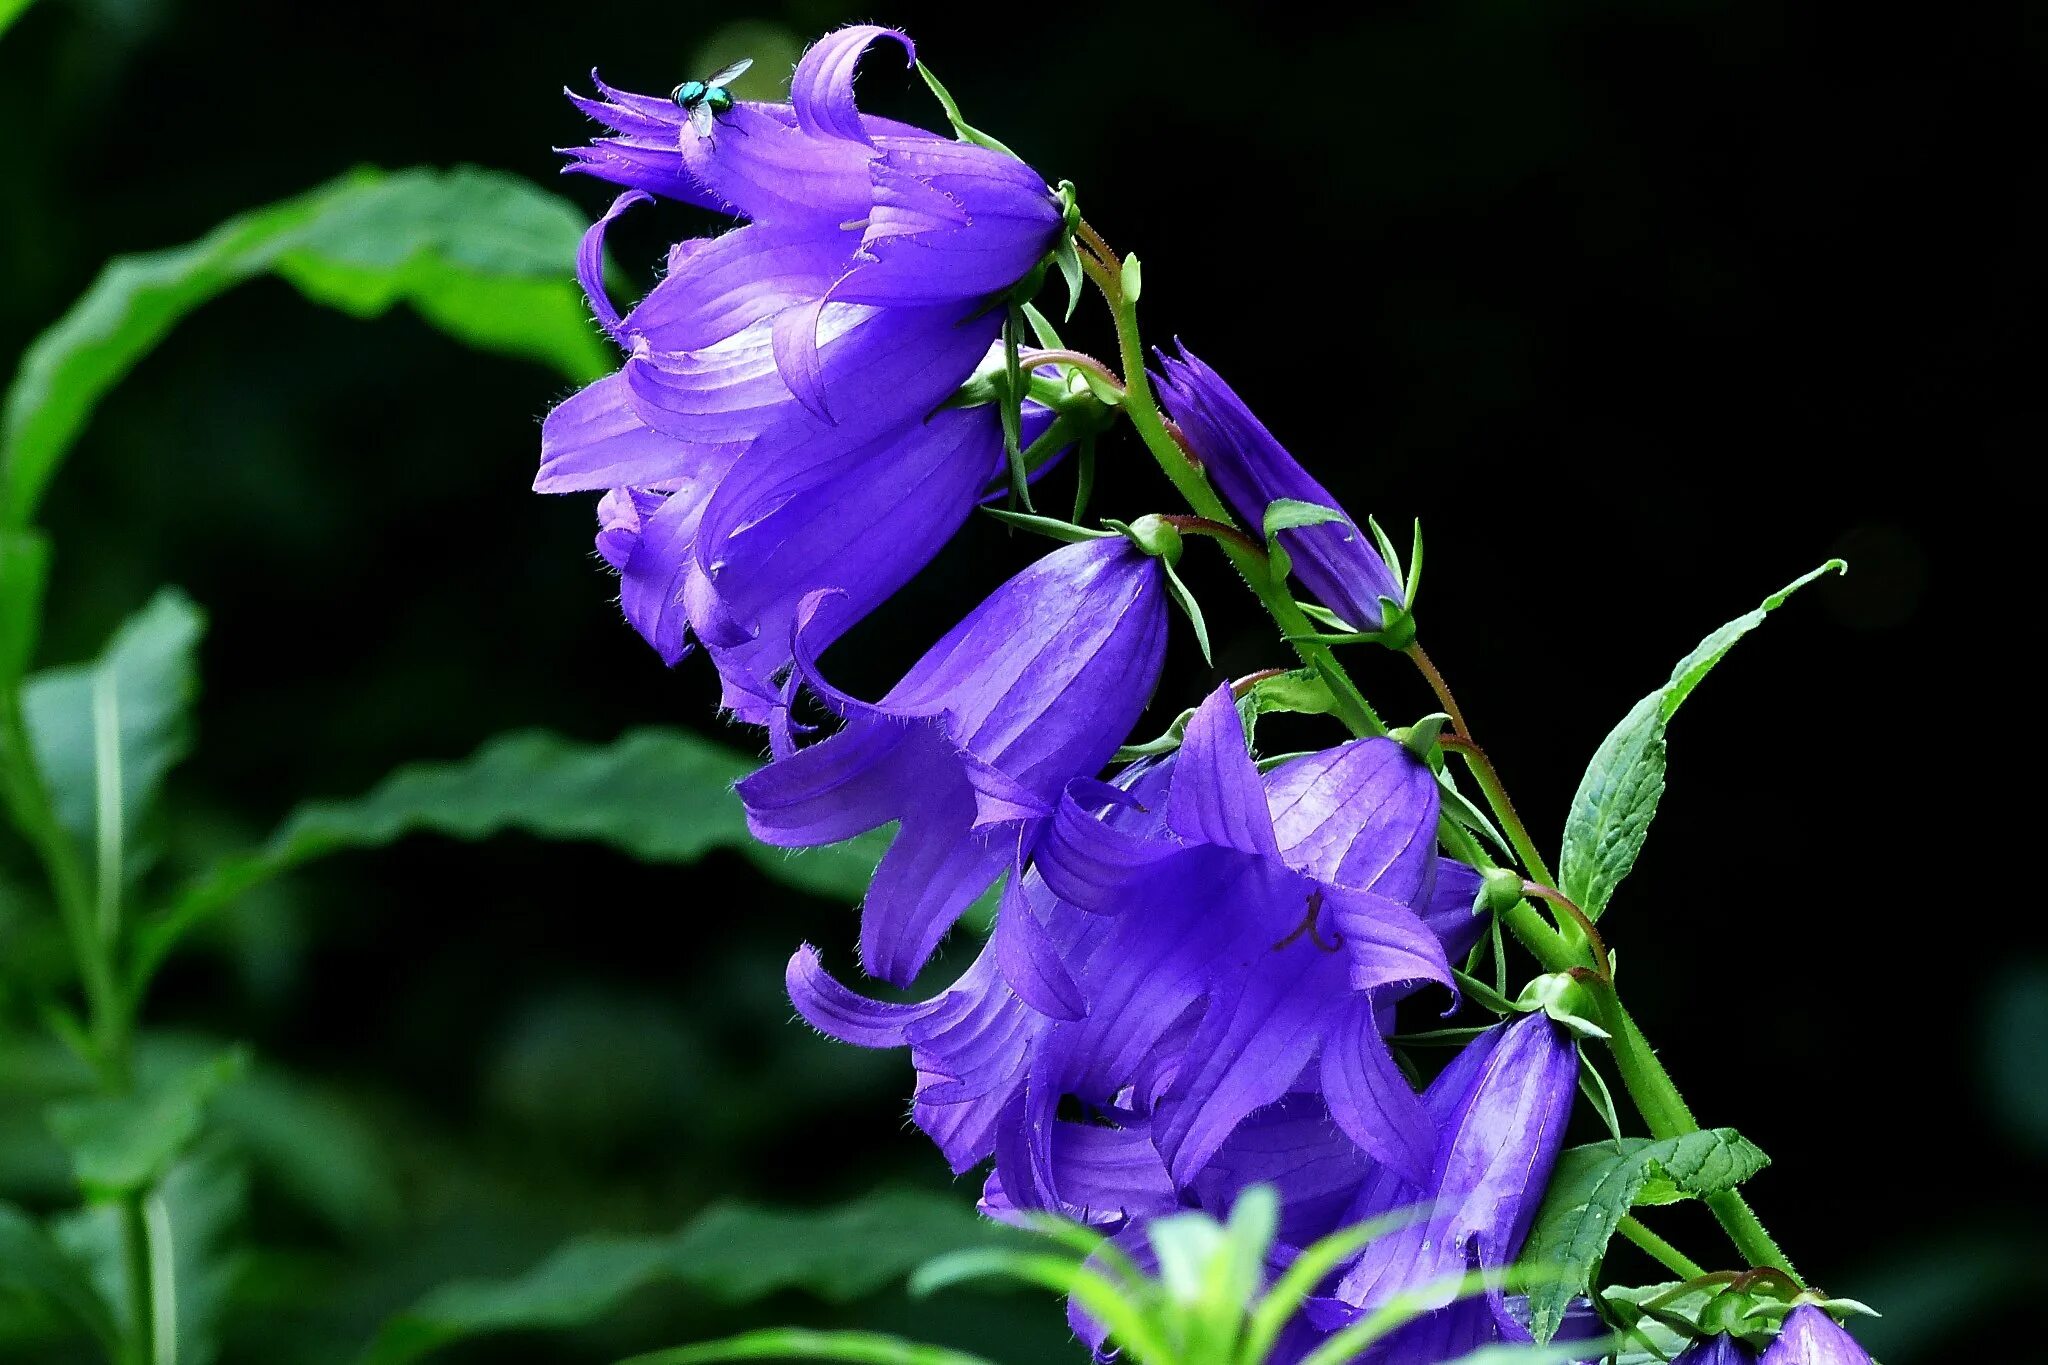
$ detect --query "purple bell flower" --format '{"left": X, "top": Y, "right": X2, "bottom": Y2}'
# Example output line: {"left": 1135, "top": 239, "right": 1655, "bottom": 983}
{"left": 1154, "top": 344, "right": 1405, "bottom": 633}
{"left": 538, "top": 25, "right": 1065, "bottom": 676}
{"left": 1019, "top": 685, "right": 1454, "bottom": 1191}
{"left": 739, "top": 536, "right": 1168, "bottom": 987}
{"left": 1761, "top": 1307, "right": 1875, "bottom": 1364}
{"left": 1676, "top": 1337, "right": 1762, "bottom": 1364}
{"left": 1320, "top": 1008, "right": 1578, "bottom": 1352}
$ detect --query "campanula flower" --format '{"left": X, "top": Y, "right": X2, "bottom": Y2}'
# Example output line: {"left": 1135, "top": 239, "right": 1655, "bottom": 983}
{"left": 539, "top": 26, "right": 1065, "bottom": 672}
{"left": 739, "top": 536, "right": 1168, "bottom": 987}
{"left": 1676, "top": 1337, "right": 1762, "bottom": 1364}
{"left": 1154, "top": 344, "right": 1405, "bottom": 633}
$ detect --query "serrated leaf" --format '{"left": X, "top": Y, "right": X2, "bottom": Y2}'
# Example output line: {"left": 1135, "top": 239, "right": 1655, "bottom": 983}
{"left": 2, "top": 166, "right": 606, "bottom": 528}
{"left": 46, "top": 1049, "right": 246, "bottom": 1195}
{"left": 137, "top": 728, "right": 893, "bottom": 979}
{"left": 1559, "top": 562, "right": 1843, "bottom": 920}
{"left": 358, "top": 1190, "right": 1014, "bottom": 1365}
{"left": 0, "top": 1201, "right": 118, "bottom": 1353}
{"left": 1520, "top": 1130, "right": 1770, "bottom": 1341}
{"left": 21, "top": 589, "right": 203, "bottom": 866}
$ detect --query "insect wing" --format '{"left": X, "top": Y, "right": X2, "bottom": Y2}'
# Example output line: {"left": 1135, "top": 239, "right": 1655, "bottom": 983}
{"left": 704, "top": 57, "right": 754, "bottom": 89}
{"left": 688, "top": 99, "right": 715, "bottom": 136}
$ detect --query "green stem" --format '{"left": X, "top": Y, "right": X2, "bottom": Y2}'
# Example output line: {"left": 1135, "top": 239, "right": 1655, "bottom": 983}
{"left": 1080, "top": 231, "right": 1798, "bottom": 1284}
{"left": 1617, "top": 1216, "right": 1706, "bottom": 1281}
{"left": 1082, "top": 246, "right": 1383, "bottom": 737}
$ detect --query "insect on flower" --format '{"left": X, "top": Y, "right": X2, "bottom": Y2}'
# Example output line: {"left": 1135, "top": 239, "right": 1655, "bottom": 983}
{"left": 670, "top": 57, "right": 753, "bottom": 134}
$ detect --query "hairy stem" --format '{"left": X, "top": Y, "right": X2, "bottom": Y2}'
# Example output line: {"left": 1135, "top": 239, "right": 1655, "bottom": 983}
{"left": 1617, "top": 1216, "right": 1707, "bottom": 1281}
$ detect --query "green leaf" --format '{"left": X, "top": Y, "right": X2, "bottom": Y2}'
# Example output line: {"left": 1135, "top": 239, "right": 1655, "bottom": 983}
{"left": 2, "top": 166, "right": 606, "bottom": 528}
{"left": 46, "top": 1050, "right": 246, "bottom": 1196}
{"left": 621, "top": 1329, "right": 1002, "bottom": 1365}
{"left": 21, "top": 588, "right": 204, "bottom": 861}
{"left": 1558, "top": 562, "right": 1843, "bottom": 920}
{"left": 912, "top": 62, "right": 1019, "bottom": 159}
{"left": 1262, "top": 498, "right": 1350, "bottom": 538}
{"left": 0, "top": 0, "right": 39, "bottom": 41}
{"left": 137, "top": 728, "right": 892, "bottom": 980}
{"left": 358, "top": 1190, "right": 1013, "bottom": 1365}
{"left": 0, "top": 1201, "right": 118, "bottom": 1353}
{"left": 1520, "top": 1129, "right": 1771, "bottom": 1341}
{"left": 1163, "top": 559, "right": 1212, "bottom": 665}
{"left": 0, "top": 527, "right": 48, "bottom": 690}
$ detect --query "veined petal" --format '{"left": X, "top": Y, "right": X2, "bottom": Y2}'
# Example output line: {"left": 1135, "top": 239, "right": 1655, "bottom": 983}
{"left": 1420, "top": 857, "right": 1487, "bottom": 963}
{"left": 1675, "top": 1337, "right": 1762, "bottom": 1365}
{"left": 1265, "top": 737, "right": 1440, "bottom": 903}
{"left": 617, "top": 471, "right": 736, "bottom": 665}
{"left": 992, "top": 865, "right": 1084, "bottom": 1020}
{"left": 623, "top": 222, "right": 857, "bottom": 353}
{"left": 1760, "top": 1308, "right": 1875, "bottom": 1365}
{"left": 861, "top": 784, "right": 1008, "bottom": 986}
{"left": 786, "top": 944, "right": 944, "bottom": 1047}
{"left": 537, "top": 371, "right": 704, "bottom": 493}
{"left": 736, "top": 714, "right": 921, "bottom": 847}
{"left": 1320, "top": 883, "right": 1455, "bottom": 997}
{"left": 578, "top": 190, "right": 649, "bottom": 345}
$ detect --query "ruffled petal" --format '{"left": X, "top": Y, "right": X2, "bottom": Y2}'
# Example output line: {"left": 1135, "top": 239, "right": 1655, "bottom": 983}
{"left": 578, "top": 190, "right": 649, "bottom": 345}
{"left": 786, "top": 944, "right": 943, "bottom": 1047}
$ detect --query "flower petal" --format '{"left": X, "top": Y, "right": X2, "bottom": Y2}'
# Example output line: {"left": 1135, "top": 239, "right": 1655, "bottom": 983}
{"left": 1319, "top": 993, "right": 1434, "bottom": 1186}
{"left": 791, "top": 25, "right": 913, "bottom": 145}
{"left": 1166, "top": 683, "right": 1282, "bottom": 857}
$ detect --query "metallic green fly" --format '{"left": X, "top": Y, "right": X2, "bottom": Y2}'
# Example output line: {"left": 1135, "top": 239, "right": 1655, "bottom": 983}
{"left": 671, "top": 58, "right": 753, "bottom": 135}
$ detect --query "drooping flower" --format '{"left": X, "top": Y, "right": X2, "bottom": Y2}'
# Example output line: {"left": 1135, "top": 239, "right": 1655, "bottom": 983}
{"left": 1675, "top": 1336, "right": 1762, "bottom": 1364}
{"left": 999, "top": 685, "right": 1455, "bottom": 1201}
{"left": 1319, "top": 1006, "right": 1579, "bottom": 1356}
{"left": 1760, "top": 1306, "right": 1875, "bottom": 1364}
{"left": 739, "top": 535, "right": 1169, "bottom": 987}
{"left": 538, "top": 25, "right": 1066, "bottom": 689}
{"left": 784, "top": 759, "right": 1176, "bottom": 1173}
{"left": 1154, "top": 344, "right": 1405, "bottom": 633}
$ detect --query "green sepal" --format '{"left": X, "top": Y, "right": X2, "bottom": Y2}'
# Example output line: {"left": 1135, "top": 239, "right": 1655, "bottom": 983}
{"left": 1577, "top": 1048, "right": 1629, "bottom": 1153}
{"left": 915, "top": 61, "right": 1020, "bottom": 157}
{"left": 1296, "top": 602, "right": 1358, "bottom": 632}
{"left": 1120, "top": 252, "right": 1143, "bottom": 303}
{"left": 1163, "top": 560, "right": 1209, "bottom": 665}
{"left": 1513, "top": 972, "right": 1611, "bottom": 1039}
{"left": 1263, "top": 497, "right": 1349, "bottom": 538}
{"left": 1114, "top": 703, "right": 1199, "bottom": 761}
{"left": 1000, "top": 305, "right": 1030, "bottom": 510}
{"left": 1106, "top": 514, "right": 1184, "bottom": 565}
{"left": 1437, "top": 775, "right": 1511, "bottom": 855}
{"left": 1450, "top": 968, "right": 1519, "bottom": 1017}
{"left": 1020, "top": 302, "right": 1064, "bottom": 351}
{"left": 1240, "top": 668, "right": 1337, "bottom": 723}
{"left": 1282, "top": 596, "right": 1416, "bottom": 652}
{"left": 980, "top": 508, "right": 1117, "bottom": 544}
{"left": 1477, "top": 866, "right": 1525, "bottom": 915}
{"left": 1071, "top": 435, "right": 1097, "bottom": 523}
{"left": 1390, "top": 712, "right": 1450, "bottom": 763}
{"left": 1053, "top": 182, "right": 1085, "bottom": 322}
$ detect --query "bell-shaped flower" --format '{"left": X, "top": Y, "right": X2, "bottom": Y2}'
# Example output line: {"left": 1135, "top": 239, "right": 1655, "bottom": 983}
{"left": 1676, "top": 1337, "right": 1763, "bottom": 1364}
{"left": 1306, "top": 1007, "right": 1575, "bottom": 1359}
{"left": 1018, "top": 685, "right": 1455, "bottom": 1193}
{"left": 538, "top": 25, "right": 1065, "bottom": 668}
{"left": 739, "top": 536, "right": 1168, "bottom": 987}
{"left": 1154, "top": 344, "right": 1405, "bottom": 633}
{"left": 782, "top": 760, "right": 1176, "bottom": 1172}
{"left": 1760, "top": 1307, "right": 1875, "bottom": 1364}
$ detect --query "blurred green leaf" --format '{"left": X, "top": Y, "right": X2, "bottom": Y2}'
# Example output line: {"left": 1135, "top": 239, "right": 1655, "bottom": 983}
{"left": 45, "top": 1048, "right": 245, "bottom": 1196}
{"left": 622, "top": 1328, "right": 1002, "bottom": 1365}
{"left": 0, "top": 0, "right": 38, "bottom": 41}
{"left": 357, "top": 1189, "right": 1015, "bottom": 1365}
{"left": 0, "top": 1200, "right": 118, "bottom": 1353}
{"left": 0, "top": 528, "right": 48, "bottom": 692}
{"left": 1558, "top": 562, "right": 1842, "bottom": 920}
{"left": 1520, "top": 1129, "right": 1770, "bottom": 1342}
{"left": 21, "top": 587, "right": 203, "bottom": 859}
{"left": 138, "top": 728, "right": 890, "bottom": 978}
{"left": 1, "top": 165, "right": 607, "bottom": 529}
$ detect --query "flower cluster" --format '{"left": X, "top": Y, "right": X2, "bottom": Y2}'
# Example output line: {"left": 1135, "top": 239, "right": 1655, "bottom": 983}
{"left": 541, "top": 24, "right": 1869, "bottom": 1365}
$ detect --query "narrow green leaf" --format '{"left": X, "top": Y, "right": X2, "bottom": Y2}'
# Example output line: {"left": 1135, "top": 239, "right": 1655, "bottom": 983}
{"left": 21, "top": 589, "right": 203, "bottom": 859}
{"left": 0, "top": 527, "right": 48, "bottom": 690}
{"left": 1163, "top": 559, "right": 1211, "bottom": 665}
{"left": 0, "top": 1201, "right": 118, "bottom": 1353}
{"left": 358, "top": 1190, "right": 1012, "bottom": 1365}
{"left": 2, "top": 166, "right": 606, "bottom": 528}
{"left": 979, "top": 509, "right": 1116, "bottom": 544}
{"left": 1559, "top": 562, "right": 1843, "bottom": 919}
{"left": 912, "top": 62, "right": 1019, "bottom": 158}
{"left": 621, "top": 1329, "right": 1001, "bottom": 1365}
{"left": 46, "top": 1050, "right": 246, "bottom": 1196}
{"left": 1262, "top": 498, "right": 1350, "bottom": 538}
{"left": 1519, "top": 1130, "right": 1771, "bottom": 1341}
{"left": 137, "top": 728, "right": 893, "bottom": 980}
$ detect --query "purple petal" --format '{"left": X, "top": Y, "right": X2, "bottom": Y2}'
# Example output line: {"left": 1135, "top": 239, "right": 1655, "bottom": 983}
{"left": 623, "top": 222, "right": 855, "bottom": 353}
{"left": 619, "top": 481, "right": 733, "bottom": 665}
{"left": 791, "top": 25, "right": 913, "bottom": 145}
{"left": 786, "top": 944, "right": 943, "bottom": 1047}
{"left": 1320, "top": 883, "right": 1455, "bottom": 997}
{"left": 1319, "top": 993, "right": 1434, "bottom": 1186}
{"left": 861, "top": 780, "right": 1007, "bottom": 987}
{"left": 737, "top": 714, "right": 921, "bottom": 847}
{"left": 578, "top": 190, "right": 649, "bottom": 345}
{"left": 1675, "top": 1337, "right": 1763, "bottom": 1365}
{"left": 993, "top": 871, "right": 1084, "bottom": 1021}
{"left": 537, "top": 371, "right": 707, "bottom": 493}
{"left": 1264, "top": 737, "right": 1440, "bottom": 902}
{"left": 1760, "top": 1308, "right": 1874, "bottom": 1365}
{"left": 1419, "top": 857, "right": 1488, "bottom": 963}
{"left": 1166, "top": 684, "right": 1282, "bottom": 857}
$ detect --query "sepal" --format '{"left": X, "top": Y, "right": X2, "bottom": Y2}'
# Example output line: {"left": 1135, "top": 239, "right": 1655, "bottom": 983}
{"left": 1513, "top": 971, "right": 1611, "bottom": 1040}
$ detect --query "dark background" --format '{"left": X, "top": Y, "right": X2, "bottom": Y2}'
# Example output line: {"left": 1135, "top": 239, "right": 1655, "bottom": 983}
{"left": 1, "top": 0, "right": 2035, "bottom": 1360}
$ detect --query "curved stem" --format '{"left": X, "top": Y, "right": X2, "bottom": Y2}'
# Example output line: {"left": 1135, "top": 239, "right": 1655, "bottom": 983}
{"left": 1520, "top": 882, "right": 1611, "bottom": 983}
{"left": 1083, "top": 244, "right": 1384, "bottom": 737}
{"left": 1020, "top": 348, "right": 1125, "bottom": 394}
